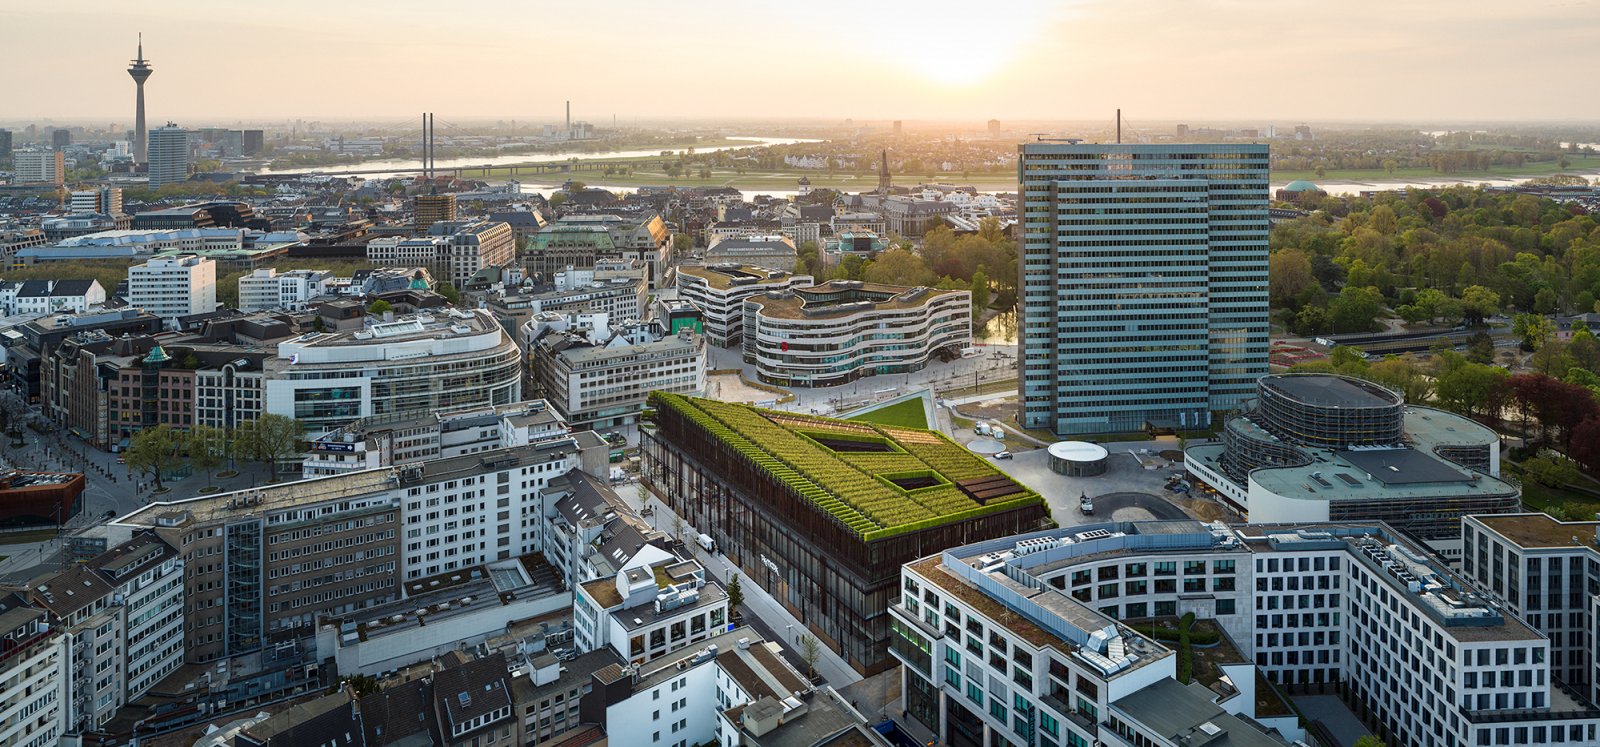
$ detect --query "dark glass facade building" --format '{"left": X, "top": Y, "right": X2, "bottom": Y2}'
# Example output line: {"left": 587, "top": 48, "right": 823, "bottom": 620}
{"left": 641, "top": 394, "right": 1048, "bottom": 675}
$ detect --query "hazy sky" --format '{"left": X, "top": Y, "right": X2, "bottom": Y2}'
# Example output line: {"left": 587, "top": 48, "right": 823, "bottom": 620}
{"left": 7, "top": 0, "right": 1599, "bottom": 126}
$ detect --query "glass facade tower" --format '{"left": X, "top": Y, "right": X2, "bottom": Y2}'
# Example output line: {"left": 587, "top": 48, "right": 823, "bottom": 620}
{"left": 1017, "top": 143, "right": 1269, "bottom": 435}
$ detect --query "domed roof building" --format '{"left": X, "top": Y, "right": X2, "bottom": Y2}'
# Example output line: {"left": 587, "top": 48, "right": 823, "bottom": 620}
{"left": 1275, "top": 180, "right": 1327, "bottom": 203}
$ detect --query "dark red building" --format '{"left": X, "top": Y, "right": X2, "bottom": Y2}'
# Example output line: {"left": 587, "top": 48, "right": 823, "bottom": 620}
{"left": 0, "top": 470, "right": 84, "bottom": 528}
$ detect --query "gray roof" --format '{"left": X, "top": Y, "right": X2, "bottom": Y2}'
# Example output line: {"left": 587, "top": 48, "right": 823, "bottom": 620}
{"left": 1113, "top": 679, "right": 1291, "bottom": 747}
{"left": 237, "top": 690, "right": 363, "bottom": 747}
{"left": 1261, "top": 374, "right": 1399, "bottom": 408}
{"left": 434, "top": 652, "right": 514, "bottom": 733}
{"left": 1336, "top": 448, "right": 1471, "bottom": 485}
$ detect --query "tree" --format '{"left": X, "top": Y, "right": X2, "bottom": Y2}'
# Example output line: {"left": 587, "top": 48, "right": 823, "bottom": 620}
{"left": 1459, "top": 285, "right": 1500, "bottom": 326}
{"left": 436, "top": 282, "right": 460, "bottom": 304}
{"left": 672, "top": 233, "right": 692, "bottom": 256}
{"left": 862, "top": 248, "right": 935, "bottom": 287}
{"left": 969, "top": 269, "right": 991, "bottom": 319}
{"left": 232, "top": 414, "right": 302, "bottom": 483}
{"left": 799, "top": 635, "right": 821, "bottom": 679}
{"left": 1354, "top": 737, "right": 1386, "bottom": 747}
{"left": 1268, "top": 250, "right": 1316, "bottom": 308}
{"left": 186, "top": 424, "right": 226, "bottom": 489}
{"left": 1465, "top": 331, "right": 1496, "bottom": 364}
{"left": 126, "top": 424, "right": 181, "bottom": 491}
{"left": 1572, "top": 418, "right": 1600, "bottom": 471}
{"left": 1329, "top": 286, "right": 1385, "bottom": 333}
{"left": 1434, "top": 359, "right": 1510, "bottom": 418}
{"left": 726, "top": 574, "right": 744, "bottom": 611}
{"left": 1512, "top": 313, "right": 1556, "bottom": 351}
{"left": 671, "top": 514, "right": 684, "bottom": 543}
{"left": 1523, "top": 455, "right": 1580, "bottom": 487}
{"left": 367, "top": 299, "right": 392, "bottom": 315}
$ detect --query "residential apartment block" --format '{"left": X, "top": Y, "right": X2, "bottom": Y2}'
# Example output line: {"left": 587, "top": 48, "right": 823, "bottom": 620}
{"left": 127, "top": 254, "right": 216, "bottom": 320}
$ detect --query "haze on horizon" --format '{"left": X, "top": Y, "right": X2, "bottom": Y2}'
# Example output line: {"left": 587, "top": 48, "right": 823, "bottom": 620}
{"left": 6, "top": 0, "right": 1599, "bottom": 126}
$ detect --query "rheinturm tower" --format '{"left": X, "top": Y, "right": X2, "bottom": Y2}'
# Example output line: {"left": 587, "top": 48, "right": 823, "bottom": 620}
{"left": 127, "top": 34, "right": 153, "bottom": 166}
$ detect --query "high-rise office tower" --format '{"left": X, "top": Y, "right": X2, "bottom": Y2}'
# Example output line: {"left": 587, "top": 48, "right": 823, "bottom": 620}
{"left": 127, "top": 34, "right": 153, "bottom": 166}
{"left": 51, "top": 129, "right": 71, "bottom": 150}
{"left": 241, "top": 129, "right": 264, "bottom": 155}
{"left": 146, "top": 123, "right": 190, "bottom": 187}
{"left": 0, "top": 129, "right": 12, "bottom": 163}
{"left": 1016, "top": 142, "right": 1269, "bottom": 435}
{"left": 70, "top": 186, "right": 123, "bottom": 216}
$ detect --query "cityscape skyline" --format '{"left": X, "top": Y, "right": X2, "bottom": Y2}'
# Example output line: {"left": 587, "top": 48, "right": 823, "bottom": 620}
{"left": 4, "top": 0, "right": 1599, "bottom": 122}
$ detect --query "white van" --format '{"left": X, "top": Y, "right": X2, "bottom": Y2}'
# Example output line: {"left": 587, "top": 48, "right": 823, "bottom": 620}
{"left": 696, "top": 533, "right": 717, "bottom": 553}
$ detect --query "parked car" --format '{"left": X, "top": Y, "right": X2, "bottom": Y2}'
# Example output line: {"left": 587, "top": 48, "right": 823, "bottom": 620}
{"left": 993, "top": 451, "right": 1012, "bottom": 460}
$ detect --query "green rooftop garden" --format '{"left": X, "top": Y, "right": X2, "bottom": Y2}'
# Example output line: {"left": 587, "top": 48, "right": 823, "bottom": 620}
{"left": 845, "top": 397, "right": 930, "bottom": 429}
{"left": 650, "top": 393, "right": 1043, "bottom": 541}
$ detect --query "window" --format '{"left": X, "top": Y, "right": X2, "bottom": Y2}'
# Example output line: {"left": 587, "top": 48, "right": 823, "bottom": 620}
{"left": 967, "top": 682, "right": 984, "bottom": 705}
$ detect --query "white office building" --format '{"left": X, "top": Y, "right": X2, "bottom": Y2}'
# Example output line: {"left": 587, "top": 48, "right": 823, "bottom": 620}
{"left": 530, "top": 324, "right": 706, "bottom": 433}
{"left": 890, "top": 520, "right": 1600, "bottom": 747}
{"left": 366, "top": 236, "right": 445, "bottom": 267}
{"left": 589, "top": 628, "right": 881, "bottom": 747}
{"left": 742, "top": 280, "right": 970, "bottom": 387}
{"left": 1462, "top": 513, "right": 1600, "bottom": 703}
{"left": 127, "top": 254, "right": 216, "bottom": 320}
{"left": 303, "top": 399, "right": 571, "bottom": 477}
{"left": 14, "top": 149, "right": 64, "bottom": 185}
{"left": 675, "top": 264, "right": 813, "bottom": 347}
{"left": 265, "top": 308, "right": 523, "bottom": 434}
{"left": 236, "top": 268, "right": 331, "bottom": 312}
{"left": 575, "top": 553, "right": 729, "bottom": 665}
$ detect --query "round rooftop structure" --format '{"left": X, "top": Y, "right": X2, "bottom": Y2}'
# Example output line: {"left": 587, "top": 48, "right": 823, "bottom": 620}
{"left": 1255, "top": 374, "right": 1404, "bottom": 449}
{"left": 1281, "top": 180, "right": 1322, "bottom": 192}
{"left": 1048, "top": 441, "right": 1110, "bottom": 476}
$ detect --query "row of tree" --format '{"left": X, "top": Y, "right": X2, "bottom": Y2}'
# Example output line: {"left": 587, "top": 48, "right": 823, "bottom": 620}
{"left": 1271, "top": 187, "right": 1600, "bottom": 334}
{"left": 124, "top": 413, "right": 302, "bottom": 491}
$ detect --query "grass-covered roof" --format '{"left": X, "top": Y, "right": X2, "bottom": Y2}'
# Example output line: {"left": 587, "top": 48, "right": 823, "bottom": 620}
{"left": 650, "top": 393, "right": 1043, "bottom": 541}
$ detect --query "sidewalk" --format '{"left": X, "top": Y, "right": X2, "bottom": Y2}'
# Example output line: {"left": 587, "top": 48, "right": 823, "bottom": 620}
{"left": 626, "top": 487, "right": 863, "bottom": 688}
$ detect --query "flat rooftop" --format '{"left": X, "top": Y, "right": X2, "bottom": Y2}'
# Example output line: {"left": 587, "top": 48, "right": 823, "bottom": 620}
{"left": 115, "top": 468, "right": 398, "bottom": 528}
{"left": 1260, "top": 374, "right": 1400, "bottom": 408}
{"left": 1113, "top": 679, "right": 1292, "bottom": 747}
{"left": 745, "top": 281, "right": 963, "bottom": 321}
{"left": 1473, "top": 513, "right": 1600, "bottom": 550}
{"left": 1189, "top": 442, "right": 1520, "bottom": 503}
{"left": 1337, "top": 448, "right": 1470, "bottom": 485}
{"left": 679, "top": 264, "right": 800, "bottom": 291}
{"left": 286, "top": 308, "right": 498, "bottom": 348}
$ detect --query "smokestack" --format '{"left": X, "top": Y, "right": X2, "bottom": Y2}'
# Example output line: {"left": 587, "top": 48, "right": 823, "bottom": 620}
{"left": 422, "top": 113, "right": 428, "bottom": 176}
{"left": 566, "top": 101, "right": 571, "bottom": 131}
{"left": 1116, "top": 109, "right": 1122, "bottom": 144}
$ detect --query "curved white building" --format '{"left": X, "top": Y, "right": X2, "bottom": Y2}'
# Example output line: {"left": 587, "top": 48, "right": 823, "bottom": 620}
{"left": 742, "top": 280, "right": 970, "bottom": 387}
{"left": 266, "top": 308, "right": 521, "bottom": 433}
{"left": 676, "top": 264, "right": 813, "bottom": 347}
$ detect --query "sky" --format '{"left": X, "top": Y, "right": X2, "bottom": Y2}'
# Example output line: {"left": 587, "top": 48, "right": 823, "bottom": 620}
{"left": 6, "top": 0, "right": 1600, "bottom": 126}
